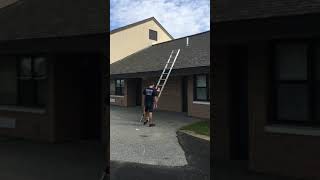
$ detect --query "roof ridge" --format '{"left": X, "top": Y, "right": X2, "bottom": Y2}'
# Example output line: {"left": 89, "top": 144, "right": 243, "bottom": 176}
{"left": 151, "top": 30, "right": 210, "bottom": 47}
{"left": 110, "top": 17, "right": 174, "bottom": 39}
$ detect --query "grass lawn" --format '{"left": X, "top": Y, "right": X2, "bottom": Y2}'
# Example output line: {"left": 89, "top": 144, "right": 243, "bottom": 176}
{"left": 180, "top": 121, "right": 210, "bottom": 136}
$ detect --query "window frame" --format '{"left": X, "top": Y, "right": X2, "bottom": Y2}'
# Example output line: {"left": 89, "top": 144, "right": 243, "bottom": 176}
{"left": 115, "top": 79, "right": 125, "bottom": 96}
{"left": 270, "top": 39, "right": 320, "bottom": 126}
{"left": 149, "top": 29, "right": 158, "bottom": 41}
{"left": 193, "top": 74, "right": 210, "bottom": 102}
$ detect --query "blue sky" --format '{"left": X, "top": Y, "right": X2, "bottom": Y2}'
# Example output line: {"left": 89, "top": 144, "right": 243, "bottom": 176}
{"left": 110, "top": 0, "right": 210, "bottom": 38}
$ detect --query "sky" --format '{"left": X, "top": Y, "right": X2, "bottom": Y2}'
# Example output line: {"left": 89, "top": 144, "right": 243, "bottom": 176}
{"left": 110, "top": 0, "right": 210, "bottom": 39}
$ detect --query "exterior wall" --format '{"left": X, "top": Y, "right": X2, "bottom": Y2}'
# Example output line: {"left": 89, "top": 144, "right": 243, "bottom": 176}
{"left": 248, "top": 42, "right": 320, "bottom": 179}
{"left": 110, "top": 20, "right": 173, "bottom": 64}
{"left": 187, "top": 75, "right": 210, "bottom": 119}
{"left": 110, "top": 79, "right": 127, "bottom": 107}
{"left": 212, "top": 46, "right": 232, "bottom": 160}
{"left": 0, "top": 58, "right": 55, "bottom": 142}
{"left": 142, "top": 77, "right": 182, "bottom": 112}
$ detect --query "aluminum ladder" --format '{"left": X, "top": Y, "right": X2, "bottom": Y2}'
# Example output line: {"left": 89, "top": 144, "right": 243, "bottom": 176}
{"left": 156, "top": 49, "right": 181, "bottom": 99}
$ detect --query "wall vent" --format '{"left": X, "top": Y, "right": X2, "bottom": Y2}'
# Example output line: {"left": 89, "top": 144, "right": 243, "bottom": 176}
{"left": 186, "top": 37, "right": 189, "bottom": 47}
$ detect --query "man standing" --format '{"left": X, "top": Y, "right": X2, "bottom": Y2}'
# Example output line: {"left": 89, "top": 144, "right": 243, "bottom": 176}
{"left": 142, "top": 83, "right": 158, "bottom": 127}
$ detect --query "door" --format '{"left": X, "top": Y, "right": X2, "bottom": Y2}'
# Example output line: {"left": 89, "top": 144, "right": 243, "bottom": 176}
{"left": 182, "top": 76, "right": 188, "bottom": 112}
{"left": 136, "top": 78, "right": 142, "bottom": 106}
{"left": 229, "top": 45, "right": 249, "bottom": 160}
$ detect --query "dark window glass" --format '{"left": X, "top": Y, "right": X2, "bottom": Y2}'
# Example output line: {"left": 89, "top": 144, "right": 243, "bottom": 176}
{"left": 276, "top": 44, "right": 307, "bottom": 80}
{"left": 194, "top": 75, "right": 209, "bottom": 101}
{"left": 0, "top": 56, "right": 47, "bottom": 107}
{"left": 115, "top": 79, "right": 124, "bottom": 95}
{"left": 149, "top": 29, "right": 158, "bottom": 41}
{"left": 274, "top": 43, "right": 312, "bottom": 124}
{"left": 18, "top": 57, "right": 48, "bottom": 107}
{"left": 19, "top": 80, "right": 36, "bottom": 106}
{"left": 277, "top": 84, "right": 309, "bottom": 121}
{"left": 34, "top": 57, "right": 47, "bottom": 77}
{"left": 20, "top": 57, "right": 32, "bottom": 78}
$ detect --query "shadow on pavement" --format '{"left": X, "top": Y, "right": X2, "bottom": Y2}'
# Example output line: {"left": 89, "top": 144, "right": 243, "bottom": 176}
{"left": 0, "top": 138, "right": 105, "bottom": 180}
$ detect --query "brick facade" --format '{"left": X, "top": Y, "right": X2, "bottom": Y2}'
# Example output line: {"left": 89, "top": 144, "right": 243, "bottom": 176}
{"left": 110, "top": 75, "right": 210, "bottom": 119}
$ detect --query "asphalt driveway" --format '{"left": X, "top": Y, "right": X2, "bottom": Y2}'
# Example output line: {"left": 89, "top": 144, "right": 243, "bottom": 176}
{"left": 110, "top": 106, "right": 200, "bottom": 166}
{"left": 0, "top": 139, "right": 105, "bottom": 180}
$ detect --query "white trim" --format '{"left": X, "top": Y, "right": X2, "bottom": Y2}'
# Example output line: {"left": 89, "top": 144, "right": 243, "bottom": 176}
{"left": 265, "top": 125, "right": 320, "bottom": 136}
{"left": 193, "top": 101, "right": 210, "bottom": 105}
{"left": 0, "top": 106, "right": 46, "bottom": 114}
{"left": 110, "top": 95, "right": 125, "bottom": 98}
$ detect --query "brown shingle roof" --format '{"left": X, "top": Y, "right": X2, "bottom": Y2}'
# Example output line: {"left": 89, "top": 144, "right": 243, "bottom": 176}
{"left": 110, "top": 31, "right": 210, "bottom": 75}
{"left": 0, "top": 0, "right": 107, "bottom": 41}
{"left": 213, "top": 0, "right": 320, "bottom": 22}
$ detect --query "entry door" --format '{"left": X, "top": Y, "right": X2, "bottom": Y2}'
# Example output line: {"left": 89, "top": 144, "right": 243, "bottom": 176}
{"left": 136, "top": 78, "right": 142, "bottom": 106}
{"left": 229, "top": 46, "right": 249, "bottom": 160}
{"left": 182, "top": 76, "right": 188, "bottom": 112}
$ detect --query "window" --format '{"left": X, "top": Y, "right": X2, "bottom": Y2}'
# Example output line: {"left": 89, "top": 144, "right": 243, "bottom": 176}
{"left": 273, "top": 42, "right": 320, "bottom": 125}
{"left": 0, "top": 56, "right": 48, "bottom": 108}
{"left": 194, "top": 74, "right": 209, "bottom": 101}
{"left": 149, "top": 29, "right": 158, "bottom": 41}
{"left": 18, "top": 57, "right": 48, "bottom": 107}
{"left": 115, "top": 79, "right": 124, "bottom": 96}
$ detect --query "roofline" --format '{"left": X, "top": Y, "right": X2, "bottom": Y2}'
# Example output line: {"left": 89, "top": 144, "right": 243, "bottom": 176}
{"left": 110, "top": 66, "right": 210, "bottom": 78}
{"left": 110, "top": 17, "right": 174, "bottom": 39}
{"left": 150, "top": 30, "right": 210, "bottom": 47}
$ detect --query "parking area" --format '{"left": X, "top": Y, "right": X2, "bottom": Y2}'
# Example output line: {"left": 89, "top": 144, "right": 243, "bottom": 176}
{"left": 110, "top": 106, "right": 200, "bottom": 166}
{"left": 0, "top": 138, "right": 105, "bottom": 180}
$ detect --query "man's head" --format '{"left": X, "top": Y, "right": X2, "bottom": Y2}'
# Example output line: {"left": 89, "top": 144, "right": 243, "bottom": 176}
{"left": 149, "top": 83, "right": 155, "bottom": 88}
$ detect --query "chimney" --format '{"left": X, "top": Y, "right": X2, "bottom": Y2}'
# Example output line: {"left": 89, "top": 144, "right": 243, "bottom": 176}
{"left": 186, "top": 37, "right": 189, "bottom": 47}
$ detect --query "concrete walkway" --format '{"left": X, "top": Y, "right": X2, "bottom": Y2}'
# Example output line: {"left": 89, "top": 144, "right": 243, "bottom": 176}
{"left": 110, "top": 106, "right": 200, "bottom": 166}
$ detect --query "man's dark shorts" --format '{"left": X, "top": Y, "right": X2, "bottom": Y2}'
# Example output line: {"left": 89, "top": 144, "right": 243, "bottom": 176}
{"left": 145, "top": 103, "right": 154, "bottom": 112}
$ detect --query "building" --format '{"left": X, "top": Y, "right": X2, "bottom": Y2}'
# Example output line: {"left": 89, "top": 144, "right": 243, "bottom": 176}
{"left": 110, "top": 17, "right": 174, "bottom": 64}
{"left": 110, "top": 31, "right": 210, "bottom": 119}
{"left": 0, "top": 0, "right": 108, "bottom": 143}
{"left": 213, "top": 0, "right": 320, "bottom": 179}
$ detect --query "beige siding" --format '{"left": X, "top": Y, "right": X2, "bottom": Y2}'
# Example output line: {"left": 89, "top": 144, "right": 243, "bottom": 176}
{"left": 110, "top": 20, "right": 173, "bottom": 64}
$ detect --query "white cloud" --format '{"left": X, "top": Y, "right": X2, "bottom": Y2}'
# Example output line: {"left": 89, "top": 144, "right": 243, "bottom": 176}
{"left": 110, "top": 0, "right": 210, "bottom": 38}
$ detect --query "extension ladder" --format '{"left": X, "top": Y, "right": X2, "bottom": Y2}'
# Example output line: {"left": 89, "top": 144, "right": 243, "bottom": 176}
{"left": 139, "top": 49, "right": 180, "bottom": 123}
{"left": 156, "top": 49, "right": 180, "bottom": 98}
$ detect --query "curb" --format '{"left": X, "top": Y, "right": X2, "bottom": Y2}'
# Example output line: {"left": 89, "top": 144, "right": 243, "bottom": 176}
{"left": 178, "top": 130, "right": 210, "bottom": 141}
{"left": 176, "top": 130, "right": 210, "bottom": 177}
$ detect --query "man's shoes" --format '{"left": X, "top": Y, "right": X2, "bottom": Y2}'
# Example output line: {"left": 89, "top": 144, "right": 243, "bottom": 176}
{"left": 143, "top": 121, "right": 148, "bottom": 125}
{"left": 149, "top": 124, "right": 155, "bottom": 127}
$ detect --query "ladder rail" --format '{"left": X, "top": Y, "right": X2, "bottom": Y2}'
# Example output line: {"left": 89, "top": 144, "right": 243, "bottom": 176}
{"left": 157, "top": 49, "right": 180, "bottom": 98}
{"left": 156, "top": 50, "right": 174, "bottom": 88}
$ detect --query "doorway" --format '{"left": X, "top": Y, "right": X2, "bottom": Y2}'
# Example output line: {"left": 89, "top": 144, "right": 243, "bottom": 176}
{"left": 182, "top": 76, "right": 188, "bottom": 112}
{"left": 229, "top": 45, "right": 249, "bottom": 160}
{"left": 54, "top": 53, "right": 102, "bottom": 142}
{"left": 136, "top": 78, "right": 142, "bottom": 106}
